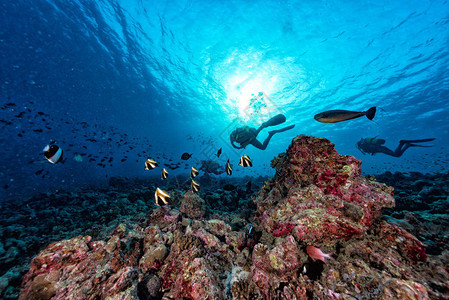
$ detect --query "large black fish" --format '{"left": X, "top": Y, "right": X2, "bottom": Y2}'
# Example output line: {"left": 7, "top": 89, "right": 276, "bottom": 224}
{"left": 314, "top": 107, "right": 376, "bottom": 123}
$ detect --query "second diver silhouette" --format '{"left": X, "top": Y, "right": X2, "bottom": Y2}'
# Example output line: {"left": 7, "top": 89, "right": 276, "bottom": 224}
{"left": 230, "top": 114, "right": 295, "bottom": 150}
{"left": 356, "top": 137, "right": 436, "bottom": 157}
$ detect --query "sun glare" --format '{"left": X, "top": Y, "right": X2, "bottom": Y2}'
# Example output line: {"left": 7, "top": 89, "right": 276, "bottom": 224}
{"left": 225, "top": 73, "right": 278, "bottom": 123}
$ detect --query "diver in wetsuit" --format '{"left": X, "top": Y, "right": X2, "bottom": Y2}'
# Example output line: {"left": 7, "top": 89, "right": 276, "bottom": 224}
{"left": 356, "top": 137, "right": 435, "bottom": 157}
{"left": 230, "top": 114, "right": 295, "bottom": 150}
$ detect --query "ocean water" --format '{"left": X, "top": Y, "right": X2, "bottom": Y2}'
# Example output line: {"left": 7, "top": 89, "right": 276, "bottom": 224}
{"left": 1, "top": 0, "right": 448, "bottom": 198}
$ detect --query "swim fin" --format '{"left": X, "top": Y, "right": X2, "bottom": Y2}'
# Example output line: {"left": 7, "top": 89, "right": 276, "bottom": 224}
{"left": 261, "top": 114, "right": 287, "bottom": 128}
{"left": 268, "top": 124, "right": 295, "bottom": 135}
{"left": 400, "top": 138, "right": 435, "bottom": 144}
{"left": 407, "top": 144, "right": 434, "bottom": 148}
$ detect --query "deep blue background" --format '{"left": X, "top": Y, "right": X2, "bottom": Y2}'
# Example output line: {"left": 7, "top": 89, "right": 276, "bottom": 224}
{"left": 1, "top": 0, "right": 448, "bottom": 199}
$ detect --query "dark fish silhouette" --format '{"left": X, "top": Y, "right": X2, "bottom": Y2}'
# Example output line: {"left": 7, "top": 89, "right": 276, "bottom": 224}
{"left": 181, "top": 152, "right": 192, "bottom": 160}
{"left": 216, "top": 148, "right": 222, "bottom": 158}
{"left": 314, "top": 107, "right": 376, "bottom": 123}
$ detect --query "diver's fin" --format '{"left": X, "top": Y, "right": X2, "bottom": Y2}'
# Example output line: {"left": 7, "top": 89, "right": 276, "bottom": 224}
{"left": 407, "top": 144, "right": 434, "bottom": 148}
{"left": 269, "top": 124, "right": 295, "bottom": 135}
{"left": 401, "top": 138, "right": 436, "bottom": 143}
{"left": 365, "top": 107, "right": 376, "bottom": 120}
{"left": 261, "top": 114, "right": 287, "bottom": 128}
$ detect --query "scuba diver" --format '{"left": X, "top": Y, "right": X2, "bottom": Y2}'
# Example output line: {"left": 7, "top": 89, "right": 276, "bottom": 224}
{"left": 356, "top": 137, "right": 435, "bottom": 157}
{"left": 230, "top": 114, "right": 295, "bottom": 150}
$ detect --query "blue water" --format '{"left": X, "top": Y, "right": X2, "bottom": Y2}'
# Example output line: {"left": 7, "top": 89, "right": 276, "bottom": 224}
{"left": 1, "top": 0, "right": 448, "bottom": 199}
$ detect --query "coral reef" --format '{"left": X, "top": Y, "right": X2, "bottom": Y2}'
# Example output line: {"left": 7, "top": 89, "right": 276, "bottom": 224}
{"left": 180, "top": 191, "right": 206, "bottom": 219}
{"left": 376, "top": 171, "right": 449, "bottom": 255}
{"left": 12, "top": 136, "right": 449, "bottom": 299}
{"left": 254, "top": 135, "right": 395, "bottom": 244}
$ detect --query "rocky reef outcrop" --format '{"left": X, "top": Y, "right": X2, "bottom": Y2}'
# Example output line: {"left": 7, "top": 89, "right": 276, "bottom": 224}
{"left": 18, "top": 135, "right": 449, "bottom": 299}
{"left": 254, "top": 135, "right": 396, "bottom": 244}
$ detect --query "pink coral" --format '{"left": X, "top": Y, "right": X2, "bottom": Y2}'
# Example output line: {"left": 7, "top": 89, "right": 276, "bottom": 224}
{"left": 254, "top": 135, "right": 395, "bottom": 244}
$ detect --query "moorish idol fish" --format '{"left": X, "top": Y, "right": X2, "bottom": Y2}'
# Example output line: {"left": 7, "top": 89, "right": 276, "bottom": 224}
{"left": 191, "top": 180, "right": 200, "bottom": 192}
{"left": 190, "top": 167, "right": 199, "bottom": 179}
{"left": 155, "top": 188, "right": 170, "bottom": 205}
{"left": 43, "top": 144, "right": 63, "bottom": 164}
{"left": 145, "top": 158, "right": 158, "bottom": 170}
{"left": 161, "top": 168, "right": 168, "bottom": 180}
{"left": 314, "top": 107, "right": 376, "bottom": 123}
{"left": 239, "top": 155, "right": 252, "bottom": 167}
{"left": 225, "top": 160, "right": 232, "bottom": 175}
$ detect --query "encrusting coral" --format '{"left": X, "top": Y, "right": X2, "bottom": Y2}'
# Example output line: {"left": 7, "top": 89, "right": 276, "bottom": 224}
{"left": 18, "top": 135, "right": 449, "bottom": 299}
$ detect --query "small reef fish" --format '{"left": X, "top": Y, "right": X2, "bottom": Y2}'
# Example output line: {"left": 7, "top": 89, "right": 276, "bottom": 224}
{"left": 155, "top": 188, "right": 170, "bottom": 205}
{"left": 161, "top": 168, "right": 168, "bottom": 180}
{"left": 145, "top": 158, "right": 158, "bottom": 170}
{"left": 181, "top": 152, "right": 192, "bottom": 160}
{"left": 239, "top": 155, "right": 252, "bottom": 167}
{"left": 216, "top": 148, "right": 222, "bottom": 158}
{"left": 191, "top": 180, "right": 200, "bottom": 192}
{"left": 190, "top": 167, "right": 199, "bottom": 179}
{"left": 43, "top": 144, "right": 63, "bottom": 164}
{"left": 225, "top": 160, "right": 232, "bottom": 175}
{"left": 314, "top": 106, "right": 376, "bottom": 123}
{"left": 306, "top": 246, "right": 334, "bottom": 263}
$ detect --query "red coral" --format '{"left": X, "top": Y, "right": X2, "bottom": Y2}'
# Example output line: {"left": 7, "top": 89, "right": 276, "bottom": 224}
{"left": 254, "top": 135, "right": 395, "bottom": 244}
{"left": 272, "top": 223, "right": 294, "bottom": 237}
